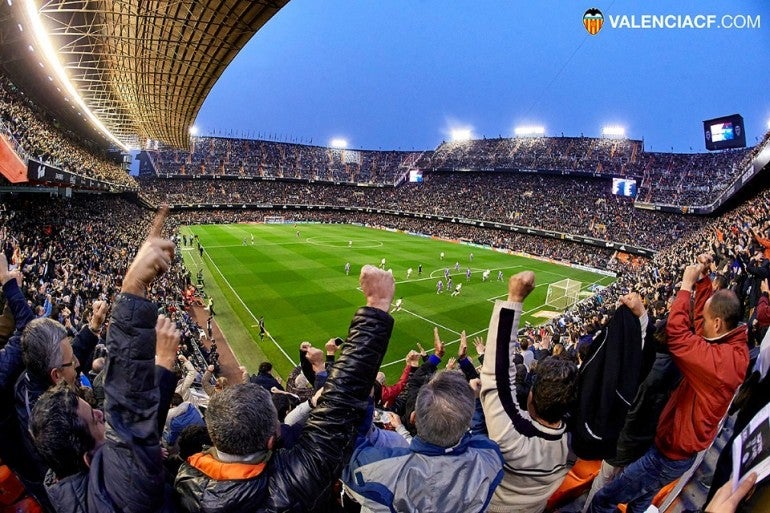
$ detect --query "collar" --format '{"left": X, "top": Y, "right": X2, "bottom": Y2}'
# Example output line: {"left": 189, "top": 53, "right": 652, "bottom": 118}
{"left": 410, "top": 432, "right": 470, "bottom": 456}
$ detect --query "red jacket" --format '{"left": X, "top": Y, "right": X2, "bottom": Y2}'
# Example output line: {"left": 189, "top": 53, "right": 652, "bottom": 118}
{"left": 756, "top": 293, "right": 770, "bottom": 327}
{"left": 657, "top": 278, "right": 749, "bottom": 460}
{"left": 380, "top": 364, "right": 413, "bottom": 408}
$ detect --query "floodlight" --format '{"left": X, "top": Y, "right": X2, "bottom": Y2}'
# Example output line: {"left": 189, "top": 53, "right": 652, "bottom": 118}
{"left": 602, "top": 125, "right": 626, "bottom": 137}
{"left": 22, "top": 0, "right": 129, "bottom": 151}
{"left": 766, "top": 119, "right": 770, "bottom": 129}
{"left": 450, "top": 128, "right": 473, "bottom": 142}
{"left": 514, "top": 125, "right": 545, "bottom": 137}
{"left": 189, "top": 125, "right": 199, "bottom": 136}
{"left": 330, "top": 138, "right": 348, "bottom": 148}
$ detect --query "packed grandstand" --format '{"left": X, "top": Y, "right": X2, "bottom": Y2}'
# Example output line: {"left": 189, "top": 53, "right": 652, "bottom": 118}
{"left": 2, "top": 10, "right": 770, "bottom": 513}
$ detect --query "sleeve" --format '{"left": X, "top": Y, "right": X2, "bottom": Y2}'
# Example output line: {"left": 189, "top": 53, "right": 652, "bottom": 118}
{"left": 665, "top": 289, "right": 727, "bottom": 398}
{"left": 757, "top": 293, "right": 770, "bottom": 325}
{"left": 380, "top": 363, "right": 412, "bottom": 406}
{"left": 156, "top": 366, "right": 177, "bottom": 435}
{"left": 300, "top": 348, "right": 315, "bottom": 384}
{"left": 177, "top": 360, "right": 196, "bottom": 397}
{"left": 3, "top": 278, "right": 34, "bottom": 333}
{"left": 72, "top": 324, "right": 99, "bottom": 376}
{"left": 0, "top": 280, "right": 32, "bottom": 389}
{"left": 458, "top": 356, "right": 480, "bottom": 381}
{"left": 0, "top": 333, "right": 22, "bottom": 391}
{"left": 692, "top": 277, "right": 712, "bottom": 336}
{"left": 480, "top": 300, "right": 538, "bottom": 451}
{"left": 274, "top": 306, "right": 393, "bottom": 512}
{"left": 283, "top": 400, "right": 313, "bottom": 427}
{"left": 101, "top": 293, "right": 165, "bottom": 513}
{"left": 201, "top": 369, "right": 215, "bottom": 397}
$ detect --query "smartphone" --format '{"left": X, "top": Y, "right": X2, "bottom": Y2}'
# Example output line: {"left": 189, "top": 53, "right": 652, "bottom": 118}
{"left": 334, "top": 337, "right": 344, "bottom": 346}
{"left": 374, "top": 409, "right": 391, "bottom": 425}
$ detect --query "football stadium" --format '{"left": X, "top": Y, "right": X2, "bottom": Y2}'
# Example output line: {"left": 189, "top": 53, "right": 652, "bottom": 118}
{"left": 0, "top": 1, "right": 769, "bottom": 512}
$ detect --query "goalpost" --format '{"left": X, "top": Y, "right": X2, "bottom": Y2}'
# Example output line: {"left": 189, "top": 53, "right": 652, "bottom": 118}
{"left": 545, "top": 278, "right": 582, "bottom": 310}
{"left": 264, "top": 215, "right": 286, "bottom": 224}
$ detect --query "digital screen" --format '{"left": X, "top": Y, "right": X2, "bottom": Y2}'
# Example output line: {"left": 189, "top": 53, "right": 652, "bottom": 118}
{"left": 409, "top": 170, "right": 423, "bottom": 183}
{"left": 704, "top": 114, "right": 746, "bottom": 151}
{"left": 710, "top": 122, "right": 734, "bottom": 143}
{"left": 612, "top": 178, "right": 637, "bottom": 197}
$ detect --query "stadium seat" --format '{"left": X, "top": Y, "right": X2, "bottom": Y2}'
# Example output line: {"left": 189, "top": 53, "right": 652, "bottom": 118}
{"left": 0, "top": 466, "right": 24, "bottom": 506}
{"left": 0, "top": 496, "right": 44, "bottom": 513}
{"left": 545, "top": 459, "right": 602, "bottom": 511}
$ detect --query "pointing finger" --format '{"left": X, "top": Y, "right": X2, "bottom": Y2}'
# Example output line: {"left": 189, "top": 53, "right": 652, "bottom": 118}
{"left": 149, "top": 204, "right": 169, "bottom": 238}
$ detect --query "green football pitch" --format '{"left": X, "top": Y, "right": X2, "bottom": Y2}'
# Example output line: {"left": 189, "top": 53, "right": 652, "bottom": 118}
{"left": 180, "top": 223, "right": 614, "bottom": 381}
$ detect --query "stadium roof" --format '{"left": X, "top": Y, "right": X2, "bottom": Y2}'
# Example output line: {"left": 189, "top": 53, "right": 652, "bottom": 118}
{"left": 0, "top": 0, "right": 288, "bottom": 149}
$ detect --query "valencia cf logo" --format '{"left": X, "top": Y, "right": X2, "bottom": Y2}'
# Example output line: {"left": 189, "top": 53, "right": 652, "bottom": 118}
{"left": 583, "top": 8, "right": 604, "bottom": 35}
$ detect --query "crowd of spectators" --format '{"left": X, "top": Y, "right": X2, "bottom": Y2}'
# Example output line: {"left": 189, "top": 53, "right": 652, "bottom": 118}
{"left": 149, "top": 136, "right": 423, "bottom": 185}
{"left": 0, "top": 76, "right": 136, "bottom": 188}
{"left": 418, "top": 136, "right": 643, "bottom": 176}
{"left": 139, "top": 173, "right": 708, "bottom": 251}
{"left": 146, "top": 133, "right": 763, "bottom": 207}
{"left": 1, "top": 180, "right": 768, "bottom": 512}
{"left": 636, "top": 148, "right": 751, "bottom": 205}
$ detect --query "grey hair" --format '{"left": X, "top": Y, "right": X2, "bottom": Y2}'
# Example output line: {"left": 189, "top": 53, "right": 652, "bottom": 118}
{"left": 414, "top": 370, "right": 474, "bottom": 448}
{"left": 22, "top": 318, "right": 67, "bottom": 380}
{"left": 206, "top": 383, "right": 278, "bottom": 455}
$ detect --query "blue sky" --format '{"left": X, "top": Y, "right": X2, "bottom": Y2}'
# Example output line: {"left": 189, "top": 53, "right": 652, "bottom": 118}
{"left": 193, "top": 0, "right": 770, "bottom": 153}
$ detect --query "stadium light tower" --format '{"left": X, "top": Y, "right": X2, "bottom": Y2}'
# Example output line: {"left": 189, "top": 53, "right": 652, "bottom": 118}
{"left": 330, "top": 138, "right": 348, "bottom": 149}
{"left": 602, "top": 125, "right": 626, "bottom": 138}
{"left": 514, "top": 125, "right": 546, "bottom": 137}
{"left": 21, "top": 0, "right": 129, "bottom": 151}
{"left": 450, "top": 128, "right": 473, "bottom": 142}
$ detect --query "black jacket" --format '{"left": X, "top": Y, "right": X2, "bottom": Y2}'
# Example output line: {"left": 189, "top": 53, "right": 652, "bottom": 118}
{"left": 572, "top": 305, "right": 654, "bottom": 460}
{"left": 44, "top": 293, "right": 175, "bottom": 513}
{"left": 175, "top": 306, "right": 394, "bottom": 513}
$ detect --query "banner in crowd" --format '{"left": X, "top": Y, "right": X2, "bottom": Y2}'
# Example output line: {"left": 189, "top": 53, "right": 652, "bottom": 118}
{"left": 26, "top": 159, "right": 116, "bottom": 191}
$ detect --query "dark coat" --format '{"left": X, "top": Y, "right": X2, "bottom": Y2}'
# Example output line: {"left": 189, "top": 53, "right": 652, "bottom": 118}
{"left": 572, "top": 305, "right": 655, "bottom": 460}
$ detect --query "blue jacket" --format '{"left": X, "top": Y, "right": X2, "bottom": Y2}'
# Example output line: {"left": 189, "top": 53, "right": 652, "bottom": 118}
{"left": 0, "top": 279, "right": 36, "bottom": 478}
{"left": 343, "top": 432, "right": 504, "bottom": 513}
{"left": 165, "top": 402, "right": 205, "bottom": 446}
{"left": 44, "top": 293, "right": 173, "bottom": 513}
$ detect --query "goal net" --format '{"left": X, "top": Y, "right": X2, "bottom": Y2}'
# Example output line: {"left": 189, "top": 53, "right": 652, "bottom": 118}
{"left": 545, "top": 279, "right": 582, "bottom": 310}
{"left": 264, "top": 215, "right": 286, "bottom": 224}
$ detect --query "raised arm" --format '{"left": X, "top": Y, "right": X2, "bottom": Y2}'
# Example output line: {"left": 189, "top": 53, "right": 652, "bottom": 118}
{"left": 101, "top": 206, "right": 176, "bottom": 513}
{"left": 275, "top": 265, "right": 394, "bottom": 511}
{"left": 480, "top": 271, "right": 539, "bottom": 446}
{"left": 0, "top": 254, "right": 29, "bottom": 389}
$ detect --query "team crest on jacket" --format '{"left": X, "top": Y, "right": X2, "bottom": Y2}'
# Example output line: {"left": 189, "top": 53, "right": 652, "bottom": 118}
{"left": 583, "top": 8, "right": 604, "bottom": 35}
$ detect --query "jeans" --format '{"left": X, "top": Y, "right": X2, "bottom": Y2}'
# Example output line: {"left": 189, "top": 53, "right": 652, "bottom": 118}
{"left": 586, "top": 445, "right": 695, "bottom": 513}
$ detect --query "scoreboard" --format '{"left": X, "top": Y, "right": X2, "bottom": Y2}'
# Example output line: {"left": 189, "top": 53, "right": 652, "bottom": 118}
{"left": 704, "top": 114, "right": 746, "bottom": 151}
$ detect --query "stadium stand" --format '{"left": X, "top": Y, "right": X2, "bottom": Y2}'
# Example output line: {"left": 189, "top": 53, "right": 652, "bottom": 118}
{"left": 0, "top": 76, "right": 136, "bottom": 189}
{"left": 148, "top": 136, "right": 423, "bottom": 185}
